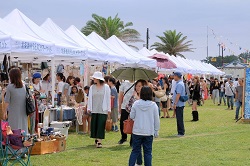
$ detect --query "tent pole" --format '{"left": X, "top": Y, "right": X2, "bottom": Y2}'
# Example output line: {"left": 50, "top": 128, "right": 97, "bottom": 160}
{"left": 51, "top": 57, "right": 55, "bottom": 107}
{"left": 84, "top": 59, "right": 88, "bottom": 87}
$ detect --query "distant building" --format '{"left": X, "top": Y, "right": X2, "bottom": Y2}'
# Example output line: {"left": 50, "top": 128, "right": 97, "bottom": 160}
{"left": 220, "top": 61, "right": 247, "bottom": 78}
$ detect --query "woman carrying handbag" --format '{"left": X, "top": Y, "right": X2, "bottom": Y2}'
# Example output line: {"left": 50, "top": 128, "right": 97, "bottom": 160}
{"left": 129, "top": 86, "right": 160, "bottom": 166}
{"left": 87, "top": 72, "right": 111, "bottom": 148}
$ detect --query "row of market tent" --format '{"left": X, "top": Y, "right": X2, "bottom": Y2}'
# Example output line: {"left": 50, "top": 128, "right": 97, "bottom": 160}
{"left": 0, "top": 8, "right": 223, "bottom": 76}
{"left": 0, "top": 9, "right": 156, "bottom": 68}
{"left": 138, "top": 47, "right": 224, "bottom": 75}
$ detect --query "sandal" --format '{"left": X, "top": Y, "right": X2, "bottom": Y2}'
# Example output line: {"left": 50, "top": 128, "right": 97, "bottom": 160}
{"left": 96, "top": 142, "right": 102, "bottom": 148}
{"left": 161, "top": 116, "right": 165, "bottom": 118}
{"left": 166, "top": 116, "right": 170, "bottom": 118}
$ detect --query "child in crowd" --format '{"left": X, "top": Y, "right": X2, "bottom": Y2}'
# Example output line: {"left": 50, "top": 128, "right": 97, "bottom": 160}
{"left": 83, "top": 86, "right": 91, "bottom": 134}
{"left": 70, "top": 86, "right": 78, "bottom": 95}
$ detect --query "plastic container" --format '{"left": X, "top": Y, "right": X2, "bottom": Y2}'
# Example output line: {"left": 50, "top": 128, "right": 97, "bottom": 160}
{"left": 50, "top": 121, "right": 72, "bottom": 139}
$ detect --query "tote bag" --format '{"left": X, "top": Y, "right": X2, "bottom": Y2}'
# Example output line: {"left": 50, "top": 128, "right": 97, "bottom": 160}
{"left": 123, "top": 119, "right": 134, "bottom": 134}
{"left": 0, "top": 101, "right": 6, "bottom": 120}
{"left": 105, "top": 119, "right": 112, "bottom": 131}
{"left": 154, "top": 90, "right": 165, "bottom": 98}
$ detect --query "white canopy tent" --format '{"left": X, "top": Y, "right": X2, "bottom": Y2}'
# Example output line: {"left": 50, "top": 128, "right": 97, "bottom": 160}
{"left": 138, "top": 47, "right": 193, "bottom": 73}
{"left": 40, "top": 18, "right": 92, "bottom": 60}
{"left": 3, "top": 9, "right": 87, "bottom": 62}
{"left": 107, "top": 36, "right": 157, "bottom": 68}
{"left": 0, "top": 18, "right": 54, "bottom": 59}
{"left": 87, "top": 32, "right": 139, "bottom": 64}
{"left": 138, "top": 47, "right": 224, "bottom": 75}
{"left": 168, "top": 56, "right": 194, "bottom": 73}
{"left": 65, "top": 25, "right": 126, "bottom": 64}
{"left": 138, "top": 47, "right": 152, "bottom": 57}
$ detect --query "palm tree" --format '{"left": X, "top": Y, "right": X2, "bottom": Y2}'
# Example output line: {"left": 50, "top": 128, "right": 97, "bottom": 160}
{"left": 81, "top": 14, "right": 143, "bottom": 50}
{"left": 151, "top": 30, "right": 194, "bottom": 58}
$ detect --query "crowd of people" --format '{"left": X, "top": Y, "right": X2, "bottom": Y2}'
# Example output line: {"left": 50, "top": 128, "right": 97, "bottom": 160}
{"left": 209, "top": 76, "right": 244, "bottom": 120}
{"left": 1, "top": 66, "right": 244, "bottom": 166}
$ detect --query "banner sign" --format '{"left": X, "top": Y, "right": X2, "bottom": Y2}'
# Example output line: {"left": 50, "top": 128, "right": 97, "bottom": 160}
{"left": 244, "top": 68, "right": 250, "bottom": 119}
{"left": 12, "top": 40, "right": 54, "bottom": 55}
{"left": 0, "top": 38, "right": 11, "bottom": 53}
{"left": 56, "top": 46, "right": 88, "bottom": 58}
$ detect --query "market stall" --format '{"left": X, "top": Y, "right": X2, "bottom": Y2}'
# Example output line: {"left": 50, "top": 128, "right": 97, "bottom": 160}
{"left": 0, "top": 9, "right": 158, "bottom": 156}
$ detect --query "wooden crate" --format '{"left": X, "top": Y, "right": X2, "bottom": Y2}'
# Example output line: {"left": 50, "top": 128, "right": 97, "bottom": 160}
{"left": 31, "top": 140, "right": 56, "bottom": 155}
{"left": 54, "top": 139, "right": 66, "bottom": 152}
{"left": 53, "top": 136, "right": 66, "bottom": 152}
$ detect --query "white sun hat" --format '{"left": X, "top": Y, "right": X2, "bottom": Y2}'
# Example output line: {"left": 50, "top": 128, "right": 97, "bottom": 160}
{"left": 91, "top": 71, "right": 104, "bottom": 81}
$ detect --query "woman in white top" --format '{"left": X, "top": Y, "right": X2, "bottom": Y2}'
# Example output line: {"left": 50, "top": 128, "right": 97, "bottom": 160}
{"left": 87, "top": 72, "right": 111, "bottom": 148}
{"left": 41, "top": 73, "right": 51, "bottom": 97}
{"left": 225, "top": 80, "right": 235, "bottom": 110}
{"left": 219, "top": 80, "right": 226, "bottom": 106}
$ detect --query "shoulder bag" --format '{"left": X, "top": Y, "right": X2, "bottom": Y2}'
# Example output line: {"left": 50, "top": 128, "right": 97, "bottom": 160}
{"left": 25, "top": 85, "right": 35, "bottom": 116}
{"left": 177, "top": 83, "right": 189, "bottom": 102}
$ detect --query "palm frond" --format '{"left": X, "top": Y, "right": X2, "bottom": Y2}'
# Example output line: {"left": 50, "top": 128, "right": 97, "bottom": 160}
{"left": 81, "top": 13, "right": 142, "bottom": 49}
{"left": 151, "top": 30, "right": 194, "bottom": 58}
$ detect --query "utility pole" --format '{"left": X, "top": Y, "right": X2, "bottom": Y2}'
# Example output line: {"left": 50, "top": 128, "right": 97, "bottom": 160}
{"left": 221, "top": 45, "right": 224, "bottom": 68}
{"left": 207, "top": 26, "right": 209, "bottom": 59}
{"left": 146, "top": 28, "right": 149, "bottom": 49}
{"left": 247, "top": 50, "right": 249, "bottom": 65}
{"left": 218, "top": 43, "right": 221, "bottom": 56}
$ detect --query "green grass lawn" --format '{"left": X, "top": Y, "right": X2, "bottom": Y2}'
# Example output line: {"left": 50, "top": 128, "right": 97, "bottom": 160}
{"left": 30, "top": 100, "right": 249, "bottom": 166}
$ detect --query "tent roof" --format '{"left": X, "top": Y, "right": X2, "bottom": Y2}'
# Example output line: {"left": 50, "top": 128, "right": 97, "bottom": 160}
{"left": 4, "top": 9, "right": 85, "bottom": 57}
{"left": 138, "top": 47, "right": 152, "bottom": 57}
{"left": 41, "top": 18, "right": 81, "bottom": 48}
{"left": 65, "top": 26, "right": 126, "bottom": 63}
{"left": 0, "top": 17, "right": 53, "bottom": 56}
{"left": 224, "top": 61, "right": 247, "bottom": 68}
{"left": 65, "top": 25, "right": 98, "bottom": 50}
{"left": 88, "top": 32, "right": 138, "bottom": 64}
{"left": 107, "top": 35, "right": 157, "bottom": 68}
{"left": 4, "top": 9, "right": 54, "bottom": 43}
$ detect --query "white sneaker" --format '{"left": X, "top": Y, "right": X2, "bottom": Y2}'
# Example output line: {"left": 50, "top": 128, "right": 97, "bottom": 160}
{"left": 135, "top": 164, "right": 142, "bottom": 166}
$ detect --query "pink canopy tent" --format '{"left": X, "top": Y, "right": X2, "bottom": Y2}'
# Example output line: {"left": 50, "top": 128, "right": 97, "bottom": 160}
{"left": 149, "top": 53, "right": 177, "bottom": 69}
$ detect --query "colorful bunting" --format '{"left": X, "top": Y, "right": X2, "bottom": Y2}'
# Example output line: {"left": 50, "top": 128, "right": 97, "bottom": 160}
{"left": 208, "top": 27, "right": 249, "bottom": 55}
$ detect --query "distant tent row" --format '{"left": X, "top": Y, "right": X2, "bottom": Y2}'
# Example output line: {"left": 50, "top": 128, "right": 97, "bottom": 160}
{"left": 138, "top": 47, "right": 224, "bottom": 75}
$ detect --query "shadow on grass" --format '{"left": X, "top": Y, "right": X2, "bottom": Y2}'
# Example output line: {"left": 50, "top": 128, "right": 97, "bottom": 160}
{"left": 66, "top": 144, "right": 96, "bottom": 151}
{"left": 106, "top": 145, "right": 131, "bottom": 151}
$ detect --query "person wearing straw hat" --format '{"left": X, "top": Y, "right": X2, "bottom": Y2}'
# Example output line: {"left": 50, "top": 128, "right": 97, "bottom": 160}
{"left": 87, "top": 71, "right": 111, "bottom": 148}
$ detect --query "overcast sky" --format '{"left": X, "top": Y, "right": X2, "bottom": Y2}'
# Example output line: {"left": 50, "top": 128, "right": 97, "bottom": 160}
{"left": 1, "top": 0, "right": 250, "bottom": 60}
